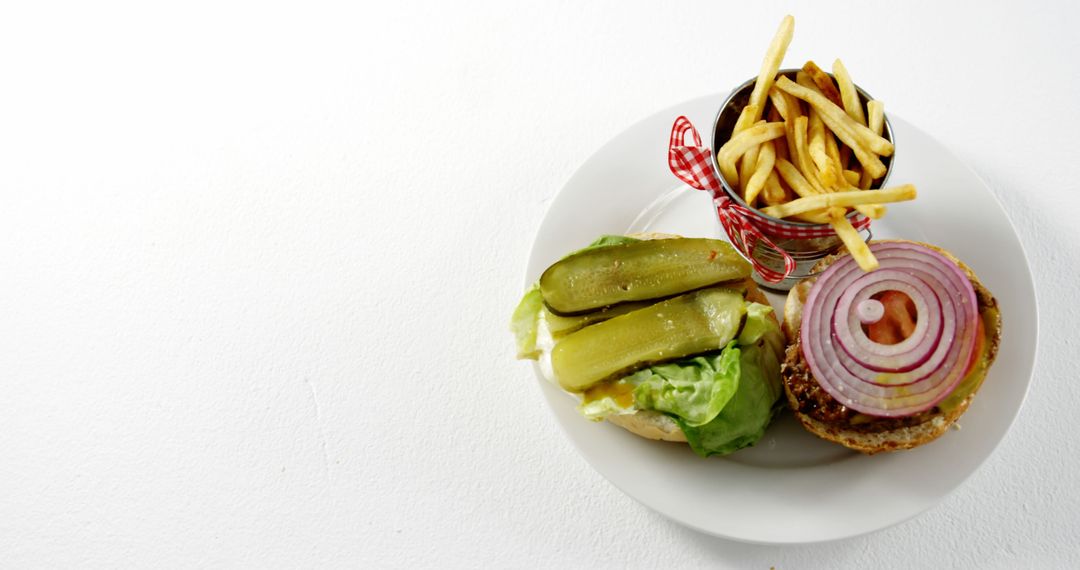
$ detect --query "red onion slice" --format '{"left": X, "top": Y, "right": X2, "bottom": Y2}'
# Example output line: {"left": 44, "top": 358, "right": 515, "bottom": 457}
{"left": 836, "top": 273, "right": 939, "bottom": 361}
{"left": 800, "top": 242, "right": 979, "bottom": 417}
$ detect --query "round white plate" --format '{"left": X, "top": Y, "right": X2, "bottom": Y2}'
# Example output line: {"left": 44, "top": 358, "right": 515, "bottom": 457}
{"left": 525, "top": 94, "right": 1038, "bottom": 544}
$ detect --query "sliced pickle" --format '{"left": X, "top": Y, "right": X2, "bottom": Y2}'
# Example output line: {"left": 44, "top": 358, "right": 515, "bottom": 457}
{"left": 539, "top": 238, "right": 751, "bottom": 314}
{"left": 542, "top": 301, "right": 653, "bottom": 338}
{"left": 551, "top": 287, "right": 746, "bottom": 392}
{"left": 544, "top": 280, "right": 749, "bottom": 337}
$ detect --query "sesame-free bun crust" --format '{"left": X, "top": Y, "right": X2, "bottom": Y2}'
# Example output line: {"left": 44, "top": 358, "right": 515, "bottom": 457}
{"left": 782, "top": 240, "right": 1002, "bottom": 454}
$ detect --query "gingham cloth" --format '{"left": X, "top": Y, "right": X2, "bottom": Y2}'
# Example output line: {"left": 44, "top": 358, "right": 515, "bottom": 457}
{"left": 667, "top": 116, "right": 870, "bottom": 282}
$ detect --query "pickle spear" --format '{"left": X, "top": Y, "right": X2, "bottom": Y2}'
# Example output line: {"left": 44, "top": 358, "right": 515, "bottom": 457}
{"left": 539, "top": 238, "right": 750, "bottom": 314}
{"left": 542, "top": 301, "right": 652, "bottom": 338}
{"left": 544, "top": 280, "right": 749, "bottom": 337}
{"left": 551, "top": 287, "right": 747, "bottom": 392}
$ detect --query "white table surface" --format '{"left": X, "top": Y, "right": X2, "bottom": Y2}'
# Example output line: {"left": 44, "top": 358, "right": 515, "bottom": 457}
{"left": 2, "top": 1, "right": 1078, "bottom": 567}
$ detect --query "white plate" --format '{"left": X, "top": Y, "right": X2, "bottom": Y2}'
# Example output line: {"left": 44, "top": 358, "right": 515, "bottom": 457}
{"left": 524, "top": 94, "right": 1038, "bottom": 544}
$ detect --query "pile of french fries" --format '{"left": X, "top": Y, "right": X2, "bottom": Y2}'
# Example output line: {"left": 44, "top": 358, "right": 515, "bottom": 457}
{"left": 717, "top": 15, "right": 916, "bottom": 271}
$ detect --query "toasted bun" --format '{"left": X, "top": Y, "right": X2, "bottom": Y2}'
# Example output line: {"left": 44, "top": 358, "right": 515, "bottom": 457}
{"left": 782, "top": 240, "right": 1002, "bottom": 454}
{"left": 600, "top": 233, "right": 780, "bottom": 443}
{"left": 607, "top": 410, "right": 689, "bottom": 442}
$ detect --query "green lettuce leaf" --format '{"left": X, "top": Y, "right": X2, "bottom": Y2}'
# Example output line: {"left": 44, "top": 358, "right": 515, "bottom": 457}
{"left": 674, "top": 341, "right": 784, "bottom": 457}
{"left": 737, "top": 302, "right": 775, "bottom": 345}
{"left": 569, "top": 234, "right": 642, "bottom": 254}
{"left": 511, "top": 284, "right": 544, "bottom": 359}
{"left": 738, "top": 301, "right": 786, "bottom": 362}
{"left": 627, "top": 348, "right": 740, "bottom": 427}
{"left": 511, "top": 235, "right": 641, "bottom": 360}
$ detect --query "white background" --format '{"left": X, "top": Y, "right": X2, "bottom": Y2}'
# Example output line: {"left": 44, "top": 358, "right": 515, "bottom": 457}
{"left": 2, "top": 1, "right": 1078, "bottom": 568}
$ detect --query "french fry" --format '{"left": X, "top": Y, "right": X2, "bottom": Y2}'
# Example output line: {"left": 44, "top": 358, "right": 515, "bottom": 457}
{"left": 760, "top": 184, "right": 916, "bottom": 219}
{"left": 832, "top": 59, "right": 868, "bottom": 126}
{"left": 734, "top": 15, "right": 795, "bottom": 133}
{"left": 740, "top": 144, "right": 761, "bottom": 194}
{"left": 860, "top": 100, "right": 887, "bottom": 189}
{"left": 825, "top": 131, "right": 842, "bottom": 174}
{"left": 774, "top": 158, "right": 818, "bottom": 198}
{"left": 775, "top": 77, "right": 890, "bottom": 178}
{"left": 835, "top": 105, "right": 852, "bottom": 168}
{"left": 762, "top": 171, "right": 787, "bottom": 206}
{"left": 795, "top": 210, "right": 833, "bottom": 224}
{"left": 836, "top": 185, "right": 886, "bottom": 219}
{"left": 791, "top": 116, "right": 828, "bottom": 193}
{"left": 842, "top": 169, "right": 860, "bottom": 186}
{"left": 778, "top": 91, "right": 801, "bottom": 164}
{"left": 745, "top": 140, "right": 776, "bottom": 205}
{"left": 766, "top": 106, "right": 789, "bottom": 162}
{"left": 768, "top": 87, "right": 790, "bottom": 120}
{"left": 784, "top": 90, "right": 803, "bottom": 117}
{"left": 802, "top": 60, "right": 843, "bottom": 106}
{"left": 779, "top": 176, "right": 796, "bottom": 202}
{"left": 807, "top": 109, "right": 838, "bottom": 186}
{"left": 820, "top": 61, "right": 855, "bottom": 169}
{"left": 868, "top": 100, "right": 885, "bottom": 128}
{"left": 716, "top": 122, "right": 785, "bottom": 186}
{"left": 828, "top": 209, "right": 878, "bottom": 271}
{"left": 795, "top": 70, "right": 817, "bottom": 92}
{"left": 731, "top": 104, "right": 759, "bottom": 139}
{"left": 858, "top": 203, "right": 886, "bottom": 219}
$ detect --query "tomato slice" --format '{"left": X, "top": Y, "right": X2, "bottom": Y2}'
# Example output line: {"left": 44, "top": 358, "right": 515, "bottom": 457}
{"left": 864, "top": 290, "right": 917, "bottom": 345}
{"left": 966, "top": 314, "right": 986, "bottom": 376}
